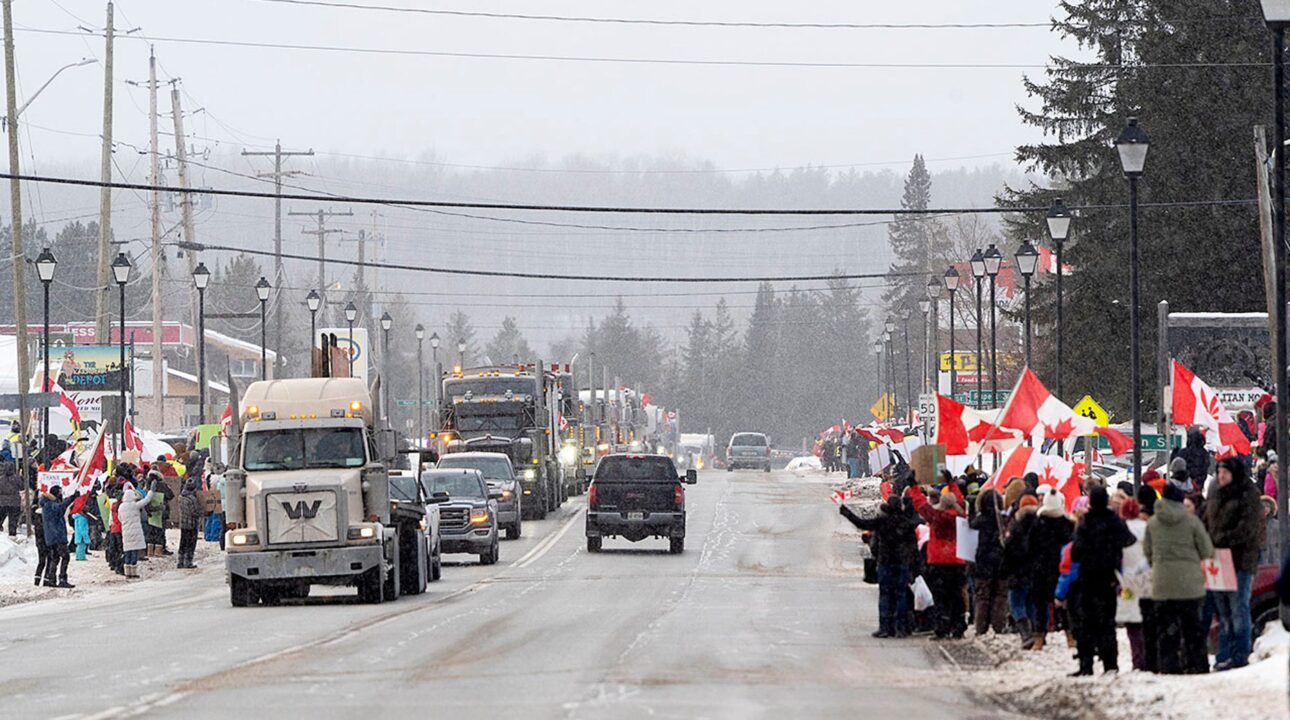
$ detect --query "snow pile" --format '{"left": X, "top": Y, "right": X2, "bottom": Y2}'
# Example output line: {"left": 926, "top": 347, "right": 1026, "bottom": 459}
{"left": 786, "top": 455, "right": 823, "bottom": 472}
{"left": 0, "top": 534, "right": 38, "bottom": 582}
{"left": 963, "top": 625, "right": 1288, "bottom": 720}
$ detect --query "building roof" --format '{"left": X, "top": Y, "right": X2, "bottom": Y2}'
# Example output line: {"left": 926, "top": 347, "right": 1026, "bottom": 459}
{"left": 204, "top": 328, "right": 278, "bottom": 360}
{"left": 166, "top": 367, "right": 231, "bottom": 395}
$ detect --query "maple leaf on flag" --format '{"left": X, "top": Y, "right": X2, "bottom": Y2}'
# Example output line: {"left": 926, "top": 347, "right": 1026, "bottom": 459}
{"left": 967, "top": 421, "right": 994, "bottom": 444}
{"left": 1042, "top": 417, "right": 1077, "bottom": 439}
{"left": 1038, "top": 465, "right": 1060, "bottom": 487}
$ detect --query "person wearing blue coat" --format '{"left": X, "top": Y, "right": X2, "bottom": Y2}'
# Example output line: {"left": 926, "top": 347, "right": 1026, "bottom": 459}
{"left": 39, "top": 485, "right": 80, "bottom": 588}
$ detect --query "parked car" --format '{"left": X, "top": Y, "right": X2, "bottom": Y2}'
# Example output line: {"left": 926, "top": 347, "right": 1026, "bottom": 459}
{"left": 726, "top": 432, "right": 771, "bottom": 472}
{"left": 436, "top": 452, "right": 522, "bottom": 539}
{"left": 586, "top": 454, "right": 696, "bottom": 554}
{"left": 420, "top": 468, "right": 501, "bottom": 565}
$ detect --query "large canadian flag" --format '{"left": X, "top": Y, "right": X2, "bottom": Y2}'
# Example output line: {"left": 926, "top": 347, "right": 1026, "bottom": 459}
{"left": 1171, "top": 360, "right": 1250, "bottom": 458}
{"left": 986, "top": 445, "right": 1084, "bottom": 510}
{"left": 934, "top": 393, "right": 1024, "bottom": 456}
{"left": 122, "top": 419, "right": 145, "bottom": 454}
{"left": 73, "top": 425, "right": 107, "bottom": 491}
{"left": 995, "top": 368, "right": 1133, "bottom": 456}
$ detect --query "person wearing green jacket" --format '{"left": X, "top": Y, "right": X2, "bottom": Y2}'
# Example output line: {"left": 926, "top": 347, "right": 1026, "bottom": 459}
{"left": 1143, "top": 483, "right": 1214, "bottom": 675}
{"left": 146, "top": 484, "right": 166, "bottom": 558}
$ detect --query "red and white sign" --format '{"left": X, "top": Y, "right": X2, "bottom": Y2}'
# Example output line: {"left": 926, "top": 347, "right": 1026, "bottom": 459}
{"left": 1202, "top": 548, "right": 1237, "bottom": 592}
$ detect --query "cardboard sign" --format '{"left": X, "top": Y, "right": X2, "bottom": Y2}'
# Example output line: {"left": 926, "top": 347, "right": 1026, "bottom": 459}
{"left": 1202, "top": 548, "right": 1237, "bottom": 592}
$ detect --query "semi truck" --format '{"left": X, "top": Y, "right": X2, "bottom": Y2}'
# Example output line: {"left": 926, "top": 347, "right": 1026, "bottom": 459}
{"left": 220, "top": 377, "right": 430, "bottom": 606}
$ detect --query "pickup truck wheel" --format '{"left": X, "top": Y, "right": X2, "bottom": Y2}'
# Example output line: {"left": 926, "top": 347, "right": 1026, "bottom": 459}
{"left": 430, "top": 540, "right": 442, "bottom": 582}
{"left": 763, "top": 464, "right": 771, "bottom": 473}
{"left": 480, "top": 538, "right": 499, "bottom": 565}
{"left": 587, "top": 536, "right": 601, "bottom": 553}
{"left": 506, "top": 522, "right": 522, "bottom": 540}
{"left": 230, "top": 575, "right": 256, "bottom": 607}
{"left": 726, "top": 466, "right": 734, "bottom": 473}
{"left": 669, "top": 537, "right": 684, "bottom": 554}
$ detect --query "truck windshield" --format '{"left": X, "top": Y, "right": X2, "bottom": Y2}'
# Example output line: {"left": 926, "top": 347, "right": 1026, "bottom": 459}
{"left": 422, "top": 472, "right": 485, "bottom": 499}
{"left": 437, "top": 455, "right": 513, "bottom": 481}
{"left": 594, "top": 456, "right": 677, "bottom": 482}
{"left": 243, "top": 428, "right": 366, "bottom": 471}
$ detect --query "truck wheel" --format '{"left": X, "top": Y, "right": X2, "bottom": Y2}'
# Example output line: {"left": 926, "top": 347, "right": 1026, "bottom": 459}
{"left": 587, "top": 536, "right": 601, "bottom": 553}
{"left": 534, "top": 493, "right": 548, "bottom": 520}
{"left": 669, "top": 537, "right": 684, "bottom": 554}
{"left": 230, "top": 575, "right": 256, "bottom": 607}
{"left": 403, "top": 532, "right": 427, "bottom": 596}
{"left": 382, "top": 541, "right": 401, "bottom": 601}
{"left": 358, "top": 567, "right": 383, "bottom": 604}
{"left": 480, "top": 538, "right": 499, "bottom": 565}
{"left": 764, "top": 464, "right": 771, "bottom": 473}
{"left": 506, "top": 521, "right": 522, "bottom": 540}
{"left": 727, "top": 466, "right": 734, "bottom": 473}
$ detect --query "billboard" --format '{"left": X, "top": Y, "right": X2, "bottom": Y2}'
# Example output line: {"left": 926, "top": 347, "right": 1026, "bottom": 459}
{"left": 317, "top": 327, "right": 369, "bottom": 384}
{"left": 47, "top": 344, "right": 129, "bottom": 391}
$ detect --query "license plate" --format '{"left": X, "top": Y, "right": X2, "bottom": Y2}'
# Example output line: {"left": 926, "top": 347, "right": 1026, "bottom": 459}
{"left": 627, "top": 512, "right": 644, "bottom": 521}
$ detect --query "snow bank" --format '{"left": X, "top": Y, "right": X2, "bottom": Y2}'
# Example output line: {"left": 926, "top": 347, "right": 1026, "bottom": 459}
{"left": 962, "top": 626, "right": 1288, "bottom": 720}
{"left": 0, "top": 534, "right": 38, "bottom": 582}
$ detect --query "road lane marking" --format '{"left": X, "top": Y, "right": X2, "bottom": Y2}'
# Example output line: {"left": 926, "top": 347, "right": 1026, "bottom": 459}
{"left": 516, "top": 508, "right": 583, "bottom": 569}
{"left": 509, "top": 500, "right": 584, "bottom": 568}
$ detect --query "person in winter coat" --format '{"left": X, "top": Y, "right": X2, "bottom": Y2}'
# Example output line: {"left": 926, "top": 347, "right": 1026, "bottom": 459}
{"left": 177, "top": 479, "right": 202, "bottom": 569}
{"left": 1174, "top": 428, "right": 1211, "bottom": 493}
{"left": 1026, "top": 491, "right": 1074, "bottom": 650}
{"left": 98, "top": 485, "right": 122, "bottom": 574}
{"left": 971, "top": 489, "right": 1008, "bottom": 635}
{"left": 118, "top": 476, "right": 159, "bottom": 579}
{"left": 1118, "top": 497, "right": 1156, "bottom": 672}
{"left": 1068, "top": 486, "right": 1137, "bottom": 675}
{"left": 909, "top": 482, "right": 967, "bottom": 639}
{"left": 71, "top": 501, "right": 90, "bottom": 561}
{"left": 1001, "top": 495, "right": 1040, "bottom": 647}
{"left": 1203, "top": 456, "right": 1266, "bottom": 670}
{"left": 840, "top": 494, "right": 920, "bottom": 637}
{"left": 1144, "top": 483, "right": 1214, "bottom": 674}
{"left": 0, "top": 459, "right": 21, "bottom": 536}
{"left": 38, "top": 485, "right": 80, "bottom": 588}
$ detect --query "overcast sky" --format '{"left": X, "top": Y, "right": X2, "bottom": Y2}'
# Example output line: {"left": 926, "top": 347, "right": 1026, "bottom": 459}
{"left": 15, "top": 0, "right": 1079, "bottom": 177}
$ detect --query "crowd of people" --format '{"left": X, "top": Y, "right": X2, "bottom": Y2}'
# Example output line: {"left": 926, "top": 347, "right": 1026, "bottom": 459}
{"left": 819, "top": 428, "right": 872, "bottom": 478}
{"left": 839, "top": 432, "right": 1288, "bottom": 677}
{"left": 0, "top": 428, "right": 222, "bottom": 589}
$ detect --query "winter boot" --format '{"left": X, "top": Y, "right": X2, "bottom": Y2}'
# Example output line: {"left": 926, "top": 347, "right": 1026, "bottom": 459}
{"left": 1030, "top": 633, "right": 1046, "bottom": 651}
{"left": 57, "top": 577, "right": 74, "bottom": 589}
{"left": 1016, "top": 619, "right": 1034, "bottom": 650}
{"left": 1065, "top": 630, "right": 1077, "bottom": 648}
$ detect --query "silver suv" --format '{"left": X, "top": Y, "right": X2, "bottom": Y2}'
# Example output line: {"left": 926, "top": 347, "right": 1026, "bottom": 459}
{"left": 420, "top": 468, "right": 501, "bottom": 565}
{"left": 726, "top": 432, "right": 771, "bottom": 472}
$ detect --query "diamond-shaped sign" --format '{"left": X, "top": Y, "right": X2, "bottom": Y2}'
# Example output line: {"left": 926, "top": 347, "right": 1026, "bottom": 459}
{"left": 1072, "top": 395, "right": 1109, "bottom": 427}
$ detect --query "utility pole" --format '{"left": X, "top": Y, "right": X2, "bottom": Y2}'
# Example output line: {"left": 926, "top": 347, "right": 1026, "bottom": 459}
{"left": 169, "top": 80, "right": 198, "bottom": 334}
{"left": 289, "top": 208, "right": 351, "bottom": 300}
{"left": 242, "top": 140, "right": 312, "bottom": 377}
{"left": 2, "top": 0, "right": 29, "bottom": 458}
{"left": 94, "top": 2, "right": 115, "bottom": 341}
{"left": 339, "top": 229, "right": 368, "bottom": 289}
{"left": 148, "top": 47, "right": 164, "bottom": 424}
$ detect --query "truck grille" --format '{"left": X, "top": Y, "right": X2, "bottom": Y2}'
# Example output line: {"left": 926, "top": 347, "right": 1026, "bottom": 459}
{"left": 440, "top": 506, "right": 470, "bottom": 531}
{"left": 264, "top": 490, "right": 340, "bottom": 545}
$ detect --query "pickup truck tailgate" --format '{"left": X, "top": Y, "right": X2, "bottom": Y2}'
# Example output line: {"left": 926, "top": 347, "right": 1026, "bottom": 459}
{"left": 593, "top": 481, "right": 676, "bottom": 512}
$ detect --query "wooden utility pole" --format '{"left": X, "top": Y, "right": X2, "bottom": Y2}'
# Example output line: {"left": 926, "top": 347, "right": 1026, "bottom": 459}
{"left": 148, "top": 48, "right": 164, "bottom": 424}
{"left": 170, "top": 79, "right": 198, "bottom": 344}
{"left": 94, "top": 2, "right": 115, "bottom": 341}
{"left": 289, "top": 207, "right": 351, "bottom": 299}
{"left": 2, "top": 0, "right": 30, "bottom": 469}
{"left": 242, "top": 140, "right": 312, "bottom": 377}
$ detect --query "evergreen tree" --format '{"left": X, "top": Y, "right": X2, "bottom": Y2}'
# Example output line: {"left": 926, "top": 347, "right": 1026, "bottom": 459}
{"left": 206, "top": 254, "right": 264, "bottom": 339}
{"left": 484, "top": 316, "right": 536, "bottom": 365}
{"left": 445, "top": 310, "right": 478, "bottom": 366}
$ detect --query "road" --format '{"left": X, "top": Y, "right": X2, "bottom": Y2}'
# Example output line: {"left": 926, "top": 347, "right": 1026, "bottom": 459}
{"left": 0, "top": 468, "right": 1013, "bottom": 719}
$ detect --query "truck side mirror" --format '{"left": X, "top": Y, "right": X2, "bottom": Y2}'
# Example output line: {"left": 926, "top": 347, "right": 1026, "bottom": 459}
{"left": 488, "top": 490, "right": 503, "bottom": 500}
{"left": 208, "top": 436, "right": 223, "bottom": 465}
{"left": 685, "top": 469, "right": 697, "bottom": 485}
{"left": 429, "top": 491, "right": 451, "bottom": 504}
{"left": 376, "top": 429, "right": 397, "bottom": 463}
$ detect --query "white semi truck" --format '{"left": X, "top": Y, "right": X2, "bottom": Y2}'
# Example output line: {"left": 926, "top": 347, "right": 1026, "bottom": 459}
{"left": 221, "top": 377, "right": 429, "bottom": 606}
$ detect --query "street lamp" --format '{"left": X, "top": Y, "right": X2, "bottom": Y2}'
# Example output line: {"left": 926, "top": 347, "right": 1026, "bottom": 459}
{"left": 983, "top": 244, "right": 1003, "bottom": 407}
{"left": 192, "top": 262, "right": 210, "bottom": 423}
{"left": 926, "top": 277, "right": 942, "bottom": 393}
{"left": 1261, "top": 0, "right": 1290, "bottom": 587}
{"left": 970, "top": 248, "right": 987, "bottom": 409}
{"left": 1015, "top": 240, "right": 1039, "bottom": 367}
{"left": 1047, "top": 197, "right": 1072, "bottom": 398}
{"left": 380, "top": 312, "right": 392, "bottom": 425}
{"left": 430, "top": 332, "right": 441, "bottom": 429}
{"left": 918, "top": 297, "right": 931, "bottom": 394}
{"left": 943, "top": 266, "right": 961, "bottom": 398}
{"left": 883, "top": 319, "right": 896, "bottom": 421}
{"left": 344, "top": 301, "right": 358, "bottom": 375}
{"left": 306, "top": 290, "right": 322, "bottom": 365}
{"left": 35, "top": 247, "right": 56, "bottom": 454}
{"left": 873, "top": 337, "right": 884, "bottom": 421}
{"left": 901, "top": 312, "right": 913, "bottom": 425}
{"left": 415, "top": 324, "right": 425, "bottom": 443}
{"left": 1116, "top": 117, "right": 1150, "bottom": 488}
{"left": 457, "top": 339, "right": 467, "bottom": 368}
{"left": 111, "top": 252, "right": 131, "bottom": 450}
{"left": 255, "top": 277, "right": 271, "bottom": 381}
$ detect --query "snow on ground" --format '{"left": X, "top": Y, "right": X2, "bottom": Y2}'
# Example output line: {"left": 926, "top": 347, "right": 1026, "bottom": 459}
{"left": 785, "top": 455, "right": 822, "bottom": 472}
{"left": 958, "top": 625, "right": 1288, "bottom": 720}
{"left": 0, "top": 528, "right": 223, "bottom": 608}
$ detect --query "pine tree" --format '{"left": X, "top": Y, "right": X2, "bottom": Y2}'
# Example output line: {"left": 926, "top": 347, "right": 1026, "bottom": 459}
{"left": 445, "top": 310, "right": 478, "bottom": 366}
{"left": 484, "top": 316, "right": 535, "bottom": 365}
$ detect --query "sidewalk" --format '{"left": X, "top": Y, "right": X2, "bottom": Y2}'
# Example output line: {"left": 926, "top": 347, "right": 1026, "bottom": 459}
{"left": 0, "top": 528, "right": 223, "bottom": 608}
{"left": 947, "top": 625, "right": 1288, "bottom": 720}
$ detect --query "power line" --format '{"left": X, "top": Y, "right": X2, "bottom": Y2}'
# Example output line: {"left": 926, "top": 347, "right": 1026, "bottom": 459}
{"left": 13, "top": 27, "right": 1272, "bottom": 71}
{"left": 0, "top": 170, "right": 1259, "bottom": 216}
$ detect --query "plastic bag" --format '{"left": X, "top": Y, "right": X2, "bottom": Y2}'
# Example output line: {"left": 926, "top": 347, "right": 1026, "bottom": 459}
{"left": 203, "top": 512, "right": 223, "bottom": 543}
{"left": 911, "top": 575, "right": 935, "bottom": 611}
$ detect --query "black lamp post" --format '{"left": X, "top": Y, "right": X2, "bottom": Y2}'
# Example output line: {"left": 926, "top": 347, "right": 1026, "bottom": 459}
{"left": 344, "top": 302, "right": 358, "bottom": 375}
{"left": 926, "top": 276, "right": 942, "bottom": 393}
{"left": 255, "top": 277, "right": 271, "bottom": 381}
{"left": 918, "top": 297, "right": 931, "bottom": 394}
{"left": 430, "top": 332, "right": 441, "bottom": 429}
{"left": 1015, "top": 240, "right": 1039, "bottom": 367}
{"left": 983, "top": 244, "right": 1003, "bottom": 406}
{"left": 306, "top": 289, "right": 321, "bottom": 358}
{"left": 901, "top": 313, "right": 912, "bottom": 425}
{"left": 1116, "top": 117, "right": 1150, "bottom": 489}
{"left": 1262, "top": 0, "right": 1290, "bottom": 575}
{"left": 943, "top": 266, "right": 960, "bottom": 398}
{"left": 415, "top": 324, "right": 425, "bottom": 443}
{"left": 883, "top": 318, "right": 895, "bottom": 419}
{"left": 192, "top": 262, "right": 210, "bottom": 424}
{"left": 873, "top": 337, "right": 884, "bottom": 419}
{"left": 1047, "top": 198, "right": 1071, "bottom": 398}
{"left": 111, "top": 252, "right": 131, "bottom": 449}
{"left": 380, "top": 311, "right": 392, "bottom": 425}
{"left": 970, "top": 248, "right": 987, "bottom": 409}
{"left": 35, "top": 247, "right": 56, "bottom": 452}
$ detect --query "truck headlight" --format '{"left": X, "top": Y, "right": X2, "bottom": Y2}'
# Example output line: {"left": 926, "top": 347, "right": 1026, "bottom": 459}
{"left": 522, "top": 468, "right": 536, "bottom": 481}
{"left": 469, "top": 509, "right": 489, "bottom": 524}
{"left": 347, "top": 524, "right": 381, "bottom": 542}
{"left": 228, "top": 530, "right": 259, "bottom": 549}
{"left": 558, "top": 446, "right": 578, "bottom": 465}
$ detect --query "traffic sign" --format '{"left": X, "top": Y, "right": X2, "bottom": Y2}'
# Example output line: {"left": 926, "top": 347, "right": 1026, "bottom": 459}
{"left": 1072, "top": 395, "right": 1109, "bottom": 427}
{"left": 951, "top": 389, "right": 1011, "bottom": 406}
{"left": 397, "top": 399, "right": 433, "bottom": 407}
{"left": 1097, "top": 433, "right": 1177, "bottom": 452}
{"left": 939, "top": 352, "right": 979, "bottom": 372}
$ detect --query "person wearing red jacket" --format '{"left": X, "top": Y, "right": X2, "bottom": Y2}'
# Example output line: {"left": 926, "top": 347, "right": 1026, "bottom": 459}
{"left": 909, "top": 481, "right": 967, "bottom": 639}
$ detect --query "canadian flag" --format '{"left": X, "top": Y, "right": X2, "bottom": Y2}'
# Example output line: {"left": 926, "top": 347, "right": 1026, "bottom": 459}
{"left": 557, "top": 414, "right": 569, "bottom": 432}
{"left": 934, "top": 393, "right": 1024, "bottom": 456}
{"left": 74, "top": 425, "right": 107, "bottom": 491}
{"left": 1171, "top": 360, "right": 1251, "bottom": 458}
{"left": 122, "top": 419, "right": 144, "bottom": 454}
{"left": 858, "top": 426, "right": 904, "bottom": 445}
{"left": 43, "top": 377, "right": 81, "bottom": 429}
{"left": 986, "top": 445, "right": 1084, "bottom": 510}
{"left": 219, "top": 403, "right": 233, "bottom": 435}
{"left": 996, "top": 368, "right": 1133, "bottom": 456}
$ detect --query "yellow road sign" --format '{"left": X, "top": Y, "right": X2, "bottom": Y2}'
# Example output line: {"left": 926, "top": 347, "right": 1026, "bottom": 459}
{"left": 1072, "top": 395, "right": 1109, "bottom": 427}
{"left": 939, "top": 352, "right": 979, "bottom": 372}
{"left": 870, "top": 393, "right": 892, "bottom": 422}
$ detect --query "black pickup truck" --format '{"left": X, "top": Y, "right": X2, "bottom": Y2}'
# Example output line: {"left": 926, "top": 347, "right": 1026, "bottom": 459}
{"left": 586, "top": 454, "right": 697, "bottom": 554}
